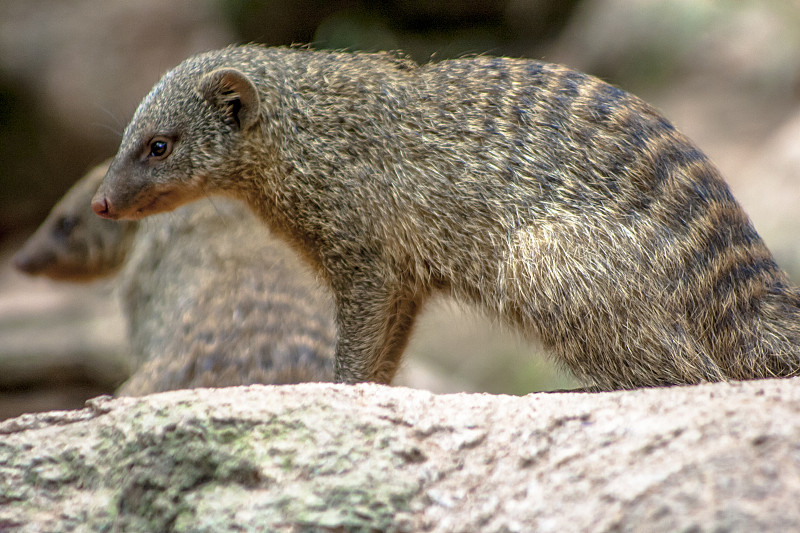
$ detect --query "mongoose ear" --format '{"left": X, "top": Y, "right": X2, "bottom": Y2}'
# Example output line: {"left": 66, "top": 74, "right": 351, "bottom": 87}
{"left": 199, "top": 68, "right": 260, "bottom": 130}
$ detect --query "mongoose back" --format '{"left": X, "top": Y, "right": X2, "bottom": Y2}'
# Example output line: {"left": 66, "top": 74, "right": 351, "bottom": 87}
{"left": 92, "top": 45, "right": 800, "bottom": 390}
{"left": 17, "top": 159, "right": 335, "bottom": 395}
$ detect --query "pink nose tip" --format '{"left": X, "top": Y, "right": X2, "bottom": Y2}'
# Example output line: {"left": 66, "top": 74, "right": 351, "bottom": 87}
{"left": 92, "top": 196, "right": 112, "bottom": 218}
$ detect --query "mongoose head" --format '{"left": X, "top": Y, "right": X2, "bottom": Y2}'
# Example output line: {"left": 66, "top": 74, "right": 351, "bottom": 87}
{"left": 14, "top": 160, "right": 138, "bottom": 282}
{"left": 92, "top": 54, "right": 262, "bottom": 220}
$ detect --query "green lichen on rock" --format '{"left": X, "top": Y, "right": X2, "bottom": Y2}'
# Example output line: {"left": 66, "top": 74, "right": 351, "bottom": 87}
{"left": 7, "top": 381, "right": 799, "bottom": 532}
{"left": 158, "top": 402, "right": 421, "bottom": 532}
{"left": 0, "top": 388, "right": 423, "bottom": 532}
{"left": 108, "top": 421, "right": 263, "bottom": 531}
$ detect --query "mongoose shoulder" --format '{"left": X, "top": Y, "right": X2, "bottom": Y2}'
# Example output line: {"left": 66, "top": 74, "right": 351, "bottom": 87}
{"left": 16, "top": 159, "right": 335, "bottom": 395}
{"left": 92, "top": 45, "right": 800, "bottom": 390}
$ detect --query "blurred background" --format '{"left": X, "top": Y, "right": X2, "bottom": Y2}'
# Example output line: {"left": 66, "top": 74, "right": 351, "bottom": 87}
{"left": 1, "top": 0, "right": 799, "bottom": 418}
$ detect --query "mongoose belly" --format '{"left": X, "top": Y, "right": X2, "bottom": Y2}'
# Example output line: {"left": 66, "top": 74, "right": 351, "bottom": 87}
{"left": 91, "top": 45, "right": 800, "bottom": 389}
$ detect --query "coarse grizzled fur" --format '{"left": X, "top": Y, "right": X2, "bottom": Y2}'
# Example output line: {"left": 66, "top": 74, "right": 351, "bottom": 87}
{"left": 93, "top": 45, "right": 800, "bottom": 390}
{"left": 17, "top": 159, "right": 335, "bottom": 395}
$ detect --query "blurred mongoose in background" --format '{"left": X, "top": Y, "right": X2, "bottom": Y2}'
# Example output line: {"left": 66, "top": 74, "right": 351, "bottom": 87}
{"left": 92, "top": 45, "right": 800, "bottom": 390}
{"left": 16, "top": 160, "right": 335, "bottom": 395}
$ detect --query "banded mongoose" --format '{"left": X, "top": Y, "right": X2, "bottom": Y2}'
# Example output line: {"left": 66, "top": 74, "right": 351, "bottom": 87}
{"left": 92, "top": 45, "right": 800, "bottom": 390}
{"left": 16, "top": 159, "right": 335, "bottom": 395}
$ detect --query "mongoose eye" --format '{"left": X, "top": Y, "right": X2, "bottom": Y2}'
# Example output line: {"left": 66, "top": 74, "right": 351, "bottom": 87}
{"left": 147, "top": 137, "right": 173, "bottom": 159}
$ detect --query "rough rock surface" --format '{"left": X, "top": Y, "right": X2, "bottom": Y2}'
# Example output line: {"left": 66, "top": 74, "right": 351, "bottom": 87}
{"left": 2, "top": 378, "right": 799, "bottom": 532}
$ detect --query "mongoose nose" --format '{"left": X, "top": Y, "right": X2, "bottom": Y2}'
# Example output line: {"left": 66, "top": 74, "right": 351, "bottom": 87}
{"left": 91, "top": 196, "right": 112, "bottom": 219}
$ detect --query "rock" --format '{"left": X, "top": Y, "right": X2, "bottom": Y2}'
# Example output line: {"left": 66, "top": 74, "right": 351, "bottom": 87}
{"left": 2, "top": 379, "right": 799, "bottom": 532}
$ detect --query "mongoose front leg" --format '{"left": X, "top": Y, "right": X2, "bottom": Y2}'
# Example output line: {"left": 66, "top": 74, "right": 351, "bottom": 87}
{"left": 331, "top": 278, "right": 420, "bottom": 384}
